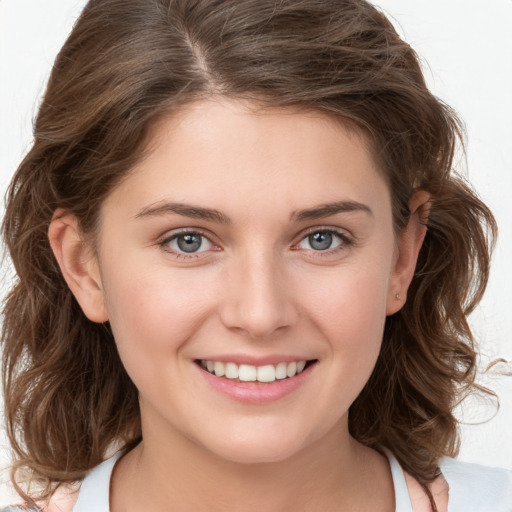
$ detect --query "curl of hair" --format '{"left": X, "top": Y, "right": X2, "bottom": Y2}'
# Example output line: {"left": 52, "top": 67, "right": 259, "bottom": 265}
{"left": 1, "top": 0, "right": 497, "bottom": 503}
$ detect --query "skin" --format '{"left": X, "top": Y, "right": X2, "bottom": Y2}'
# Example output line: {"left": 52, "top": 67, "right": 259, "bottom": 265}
{"left": 49, "top": 99, "right": 434, "bottom": 511}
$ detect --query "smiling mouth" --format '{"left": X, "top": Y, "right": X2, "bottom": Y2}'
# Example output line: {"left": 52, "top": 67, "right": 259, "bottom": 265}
{"left": 195, "top": 359, "right": 318, "bottom": 383}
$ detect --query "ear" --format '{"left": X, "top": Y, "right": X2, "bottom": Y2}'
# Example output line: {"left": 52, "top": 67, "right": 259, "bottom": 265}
{"left": 386, "top": 191, "right": 431, "bottom": 315}
{"left": 48, "top": 210, "right": 109, "bottom": 323}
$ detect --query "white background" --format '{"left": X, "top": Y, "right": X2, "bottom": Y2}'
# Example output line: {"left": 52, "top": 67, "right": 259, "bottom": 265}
{"left": 1, "top": 0, "right": 511, "bottom": 504}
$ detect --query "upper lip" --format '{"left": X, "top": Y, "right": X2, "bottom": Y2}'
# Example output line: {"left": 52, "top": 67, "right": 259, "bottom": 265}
{"left": 195, "top": 354, "right": 316, "bottom": 366}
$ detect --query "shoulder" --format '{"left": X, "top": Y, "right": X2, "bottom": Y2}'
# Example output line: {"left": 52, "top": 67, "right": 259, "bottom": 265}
{"left": 439, "top": 457, "right": 512, "bottom": 511}
{"left": 0, "top": 482, "right": 80, "bottom": 512}
{"left": 0, "top": 507, "right": 42, "bottom": 512}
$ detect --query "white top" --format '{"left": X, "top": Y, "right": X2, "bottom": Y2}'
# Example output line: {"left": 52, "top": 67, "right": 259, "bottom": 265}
{"left": 70, "top": 450, "right": 512, "bottom": 512}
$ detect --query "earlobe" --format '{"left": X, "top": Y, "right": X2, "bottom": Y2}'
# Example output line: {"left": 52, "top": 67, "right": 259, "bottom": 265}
{"left": 386, "top": 191, "right": 431, "bottom": 315}
{"left": 48, "top": 210, "right": 109, "bottom": 323}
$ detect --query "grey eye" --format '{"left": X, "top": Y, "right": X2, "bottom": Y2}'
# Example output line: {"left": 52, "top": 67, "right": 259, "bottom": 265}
{"left": 308, "top": 232, "right": 333, "bottom": 251}
{"left": 162, "top": 231, "right": 215, "bottom": 256}
{"left": 176, "top": 233, "right": 203, "bottom": 252}
{"left": 166, "top": 232, "right": 215, "bottom": 254}
{"left": 298, "top": 231, "right": 344, "bottom": 252}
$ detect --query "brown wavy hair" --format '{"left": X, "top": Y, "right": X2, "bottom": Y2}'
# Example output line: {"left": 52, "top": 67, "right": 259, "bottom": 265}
{"left": 2, "top": 0, "right": 497, "bottom": 505}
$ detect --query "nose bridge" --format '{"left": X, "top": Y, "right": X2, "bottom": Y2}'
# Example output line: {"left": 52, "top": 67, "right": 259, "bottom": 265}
{"left": 219, "top": 245, "right": 296, "bottom": 338}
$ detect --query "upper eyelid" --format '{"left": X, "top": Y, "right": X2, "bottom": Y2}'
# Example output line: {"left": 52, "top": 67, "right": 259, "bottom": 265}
{"left": 158, "top": 229, "right": 218, "bottom": 254}
{"left": 290, "top": 228, "right": 353, "bottom": 256}
{"left": 159, "top": 227, "right": 216, "bottom": 243}
{"left": 159, "top": 231, "right": 218, "bottom": 259}
{"left": 160, "top": 226, "right": 349, "bottom": 238}
{"left": 295, "top": 226, "right": 352, "bottom": 242}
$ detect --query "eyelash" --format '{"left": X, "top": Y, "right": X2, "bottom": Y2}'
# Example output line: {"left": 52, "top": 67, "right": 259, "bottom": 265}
{"left": 293, "top": 227, "right": 353, "bottom": 258}
{"left": 158, "top": 227, "right": 353, "bottom": 260}
{"left": 158, "top": 229, "right": 218, "bottom": 260}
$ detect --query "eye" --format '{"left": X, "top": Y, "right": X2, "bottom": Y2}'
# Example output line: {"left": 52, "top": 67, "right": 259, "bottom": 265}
{"left": 162, "top": 231, "right": 215, "bottom": 255}
{"left": 297, "top": 230, "right": 346, "bottom": 252}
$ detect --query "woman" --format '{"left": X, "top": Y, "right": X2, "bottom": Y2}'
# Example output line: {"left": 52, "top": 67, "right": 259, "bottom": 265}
{"left": 1, "top": 0, "right": 511, "bottom": 510}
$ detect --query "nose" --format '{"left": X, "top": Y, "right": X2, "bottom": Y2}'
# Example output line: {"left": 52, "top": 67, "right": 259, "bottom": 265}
{"left": 218, "top": 250, "right": 298, "bottom": 339}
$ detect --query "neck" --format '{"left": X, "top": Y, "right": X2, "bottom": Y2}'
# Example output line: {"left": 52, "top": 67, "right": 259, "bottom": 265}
{"left": 110, "top": 418, "right": 394, "bottom": 512}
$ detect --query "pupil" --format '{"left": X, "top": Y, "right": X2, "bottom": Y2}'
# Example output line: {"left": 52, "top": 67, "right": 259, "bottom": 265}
{"left": 309, "top": 232, "right": 332, "bottom": 251}
{"left": 177, "top": 234, "right": 202, "bottom": 253}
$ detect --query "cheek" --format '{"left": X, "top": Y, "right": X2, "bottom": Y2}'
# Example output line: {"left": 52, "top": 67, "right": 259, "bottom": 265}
{"left": 297, "top": 261, "right": 391, "bottom": 385}
{"left": 300, "top": 260, "right": 391, "bottom": 336}
{"left": 99, "top": 263, "right": 221, "bottom": 405}
{"left": 101, "top": 260, "right": 215, "bottom": 358}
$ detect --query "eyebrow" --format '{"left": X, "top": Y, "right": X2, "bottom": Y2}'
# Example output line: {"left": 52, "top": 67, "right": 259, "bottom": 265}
{"left": 134, "top": 200, "right": 373, "bottom": 223}
{"left": 134, "top": 202, "right": 231, "bottom": 224}
{"left": 292, "top": 201, "right": 373, "bottom": 221}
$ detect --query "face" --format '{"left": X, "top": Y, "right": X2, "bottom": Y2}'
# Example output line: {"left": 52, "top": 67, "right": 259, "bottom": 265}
{"left": 85, "top": 99, "right": 407, "bottom": 463}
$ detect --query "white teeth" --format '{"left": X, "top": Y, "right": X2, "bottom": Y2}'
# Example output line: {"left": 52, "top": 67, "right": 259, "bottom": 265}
{"left": 238, "top": 364, "right": 257, "bottom": 382}
{"left": 275, "top": 362, "right": 288, "bottom": 380}
{"left": 257, "top": 364, "right": 276, "bottom": 383}
{"left": 225, "top": 362, "right": 238, "bottom": 379}
{"left": 286, "top": 362, "right": 297, "bottom": 378}
{"left": 214, "top": 361, "right": 225, "bottom": 377}
{"left": 201, "top": 359, "right": 310, "bottom": 382}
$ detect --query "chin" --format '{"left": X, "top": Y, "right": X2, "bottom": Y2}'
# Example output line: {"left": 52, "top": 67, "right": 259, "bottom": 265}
{"left": 200, "top": 429, "right": 311, "bottom": 465}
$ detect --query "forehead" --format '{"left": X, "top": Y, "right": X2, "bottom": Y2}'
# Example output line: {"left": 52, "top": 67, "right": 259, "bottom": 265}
{"left": 102, "top": 98, "right": 391, "bottom": 222}
{"left": 146, "top": 99, "right": 375, "bottom": 167}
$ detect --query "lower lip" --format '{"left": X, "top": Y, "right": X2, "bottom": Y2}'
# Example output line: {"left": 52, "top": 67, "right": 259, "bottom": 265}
{"left": 195, "top": 362, "right": 316, "bottom": 404}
